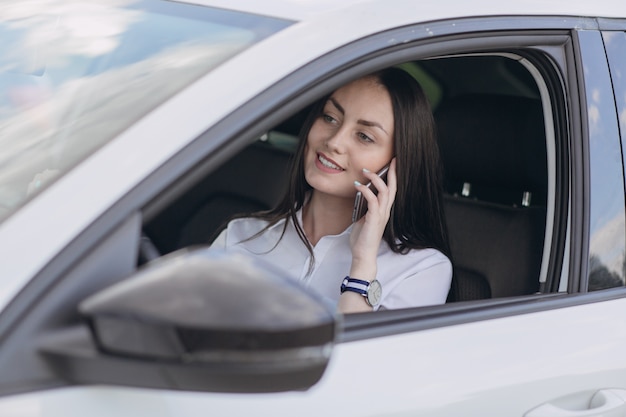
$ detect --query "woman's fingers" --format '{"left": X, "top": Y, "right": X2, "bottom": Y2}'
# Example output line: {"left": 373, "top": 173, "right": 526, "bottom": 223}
{"left": 355, "top": 158, "right": 397, "bottom": 219}
{"left": 353, "top": 175, "right": 381, "bottom": 219}
{"left": 387, "top": 158, "right": 398, "bottom": 199}
{"left": 350, "top": 158, "right": 397, "bottom": 265}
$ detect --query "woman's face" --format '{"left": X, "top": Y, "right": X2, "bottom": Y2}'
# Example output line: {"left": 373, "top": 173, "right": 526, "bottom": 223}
{"left": 304, "top": 77, "right": 395, "bottom": 200}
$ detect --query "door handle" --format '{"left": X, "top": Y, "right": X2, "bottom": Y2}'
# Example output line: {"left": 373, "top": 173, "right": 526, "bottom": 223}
{"left": 525, "top": 389, "right": 626, "bottom": 417}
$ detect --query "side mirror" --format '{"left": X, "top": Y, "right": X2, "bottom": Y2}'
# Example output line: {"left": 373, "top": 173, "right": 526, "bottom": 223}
{"left": 42, "top": 249, "right": 337, "bottom": 393}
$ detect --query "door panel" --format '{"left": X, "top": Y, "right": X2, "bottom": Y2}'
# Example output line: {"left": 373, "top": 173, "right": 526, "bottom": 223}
{"left": 2, "top": 297, "right": 626, "bottom": 417}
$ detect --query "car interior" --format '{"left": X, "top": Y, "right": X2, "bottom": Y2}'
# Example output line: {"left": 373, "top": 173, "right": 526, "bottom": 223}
{"left": 143, "top": 53, "right": 550, "bottom": 304}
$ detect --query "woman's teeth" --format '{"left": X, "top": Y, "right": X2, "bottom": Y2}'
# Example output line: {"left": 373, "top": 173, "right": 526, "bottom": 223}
{"left": 319, "top": 155, "right": 342, "bottom": 170}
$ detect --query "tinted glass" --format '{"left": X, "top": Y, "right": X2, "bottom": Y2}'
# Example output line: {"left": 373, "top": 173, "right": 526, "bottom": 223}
{"left": 600, "top": 30, "right": 626, "bottom": 288}
{"left": 579, "top": 31, "right": 626, "bottom": 290}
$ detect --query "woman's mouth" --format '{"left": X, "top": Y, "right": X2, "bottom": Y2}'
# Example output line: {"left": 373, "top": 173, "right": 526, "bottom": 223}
{"left": 317, "top": 153, "right": 344, "bottom": 171}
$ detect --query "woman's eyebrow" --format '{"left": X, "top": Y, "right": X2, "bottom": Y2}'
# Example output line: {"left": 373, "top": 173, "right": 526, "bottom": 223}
{"left": 358, "top": 119, "right": 388, "bottom": 134}
{"left": 329, "top": 97, "right": 345, "bottom": 114}
{"left": 328, "top": 97, "right": 389, "bottom": 135}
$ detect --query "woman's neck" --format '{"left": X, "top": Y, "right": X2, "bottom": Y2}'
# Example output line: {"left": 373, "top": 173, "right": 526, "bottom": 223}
{"left": 302, "top": 191, "right": 354, "bottom": 246}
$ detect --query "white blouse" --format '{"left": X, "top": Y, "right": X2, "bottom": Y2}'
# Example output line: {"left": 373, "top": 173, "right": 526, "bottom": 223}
{"left": 210, "top": 211, "right": 452, "bottom": 311}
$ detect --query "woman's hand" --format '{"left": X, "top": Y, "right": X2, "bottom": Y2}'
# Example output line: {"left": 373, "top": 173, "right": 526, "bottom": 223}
{"left": 338, "top": 158, "right": 397, "bottom": 313}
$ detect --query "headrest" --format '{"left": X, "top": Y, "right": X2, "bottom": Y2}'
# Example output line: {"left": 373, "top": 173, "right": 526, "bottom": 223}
{"left": 435, "top": 94, "right": 547, "bottom": 202}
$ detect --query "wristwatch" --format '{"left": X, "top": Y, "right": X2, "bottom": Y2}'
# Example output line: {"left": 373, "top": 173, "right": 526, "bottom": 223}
{"left": 340, "top": 276, "right": 382, "bottom": 307}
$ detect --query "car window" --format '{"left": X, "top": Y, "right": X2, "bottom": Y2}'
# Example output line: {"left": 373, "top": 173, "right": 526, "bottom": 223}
{"left": 580, "top": 31, "right": 626, "bottom": 291}
{"left": 0, "top": 0, "right": 291, "bottom": 225}
{"left": 603, "top": 32, "right": 626, "bottom": 285}
{"left": 144, "top": 52, "right": 556, "bottom": 304}
{"left": 605, "top": 31, "right": 626, "bottom": 146}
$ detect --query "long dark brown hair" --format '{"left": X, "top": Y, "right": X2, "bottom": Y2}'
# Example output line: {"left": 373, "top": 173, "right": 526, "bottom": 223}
{"left": 230, "top": 67, "right": 450, "bottom": 264}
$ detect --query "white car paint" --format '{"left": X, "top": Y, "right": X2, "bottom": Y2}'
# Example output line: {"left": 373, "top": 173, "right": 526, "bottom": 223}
{"left": 191, "top": 0, "right": 626, "bottom": 21}
{"left": 2, "top": 297, "right": 626, "bottom": 416}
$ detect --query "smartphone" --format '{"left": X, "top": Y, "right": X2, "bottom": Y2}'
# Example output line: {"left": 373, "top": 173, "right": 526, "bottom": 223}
{"left": 351, "top": 164, "right": 390, "bottom": 223}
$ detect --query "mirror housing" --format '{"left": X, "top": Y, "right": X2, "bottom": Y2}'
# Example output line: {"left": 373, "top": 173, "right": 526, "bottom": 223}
{"left": 42, "top": 249, "right": 337, "bottom": 393}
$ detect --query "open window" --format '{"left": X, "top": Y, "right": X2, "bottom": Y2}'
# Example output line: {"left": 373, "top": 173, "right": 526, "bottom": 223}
{"left": 142, "top": 50, "right": 562, "bottom": 305}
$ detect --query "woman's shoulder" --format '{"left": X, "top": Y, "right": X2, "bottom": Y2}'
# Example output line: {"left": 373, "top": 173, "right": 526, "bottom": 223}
{"left": 224, "top": 216, "right": 276, "bottom": 238}
{"left": 210, "top": 217, "right": 268, "bottom": 247}
{"left": 227, "top": 216, "right": 271, "bottom": 228}
{"left": 382, "top": 244, "right": 451, "bottom": 269}
{"left": 411, "top": 246, "right": 450, "bottom": 263}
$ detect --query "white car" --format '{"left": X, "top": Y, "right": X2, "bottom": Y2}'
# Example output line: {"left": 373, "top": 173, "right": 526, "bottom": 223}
{"left": 1, "top": 0, "right": 626, "bottom": 415}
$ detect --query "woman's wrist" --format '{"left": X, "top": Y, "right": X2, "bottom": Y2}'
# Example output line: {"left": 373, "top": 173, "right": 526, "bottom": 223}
{"left": 349, "top": 262, "right": 377, "bottom": 282}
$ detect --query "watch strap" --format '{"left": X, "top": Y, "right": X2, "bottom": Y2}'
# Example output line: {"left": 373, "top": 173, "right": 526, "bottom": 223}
{"left": 340, "top": 276, "right": 371, "bottom": 296}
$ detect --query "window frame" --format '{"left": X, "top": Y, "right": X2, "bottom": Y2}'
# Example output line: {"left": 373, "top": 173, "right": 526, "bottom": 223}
{"left": 141, "top": 24, "right": 593, "bottom": 339}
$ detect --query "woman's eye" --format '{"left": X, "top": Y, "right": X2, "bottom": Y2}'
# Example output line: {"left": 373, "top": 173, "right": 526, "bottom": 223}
{"left": 322, "top": 114, "right": 336, "bottom": 124}
{"left": 358, "top": 132, "right": 374, "bottom": 143}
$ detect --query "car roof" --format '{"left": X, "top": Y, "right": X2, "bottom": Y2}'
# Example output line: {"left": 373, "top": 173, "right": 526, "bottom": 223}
{"left": 188, "top": 0, "right": 626, "bottom": 22}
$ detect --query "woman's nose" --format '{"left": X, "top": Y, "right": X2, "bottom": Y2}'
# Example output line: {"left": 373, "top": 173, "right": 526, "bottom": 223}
{"left": 325, "top": 126, "right": 349, "bottom": 153}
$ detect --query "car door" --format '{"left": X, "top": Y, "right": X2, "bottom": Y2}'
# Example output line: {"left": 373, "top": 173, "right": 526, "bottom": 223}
{"left": 2, "top": 13, "right": 626, "bottom": 417}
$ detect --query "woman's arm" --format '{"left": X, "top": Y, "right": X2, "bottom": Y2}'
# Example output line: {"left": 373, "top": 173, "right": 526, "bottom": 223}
{"left": 339, "top": 158, "right": 397, "bottom": 313}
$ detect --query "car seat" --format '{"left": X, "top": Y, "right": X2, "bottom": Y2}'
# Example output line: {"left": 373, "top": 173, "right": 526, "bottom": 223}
{"left": 176, "top": 141, "right": 293, "bottom": 248}
{"left": 435, "top": 94, "right": 548, "bottom": 301}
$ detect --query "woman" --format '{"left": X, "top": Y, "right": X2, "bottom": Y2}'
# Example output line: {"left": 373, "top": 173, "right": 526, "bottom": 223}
{"left": 211, "top": 67, "right": 452, "bottom": 313}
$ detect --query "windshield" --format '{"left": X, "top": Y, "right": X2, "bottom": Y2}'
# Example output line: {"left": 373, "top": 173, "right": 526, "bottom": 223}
{"left": 0, "top": 0, "right": 291, "bottom": 223}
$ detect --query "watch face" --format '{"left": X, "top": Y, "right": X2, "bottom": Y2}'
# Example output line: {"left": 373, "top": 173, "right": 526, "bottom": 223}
{"left": 367, "top": 280, "right": 382, "bottom": 306}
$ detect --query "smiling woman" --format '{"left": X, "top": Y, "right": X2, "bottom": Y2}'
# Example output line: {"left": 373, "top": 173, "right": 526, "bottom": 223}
{"left": 206, "top": 67, "right": 452, "bottom": 314}
{"left": 0, "top": 0, "right": 291, "bottom": 224}
{"left": 304, "top": 77, "right": 394, "bottom": 202}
